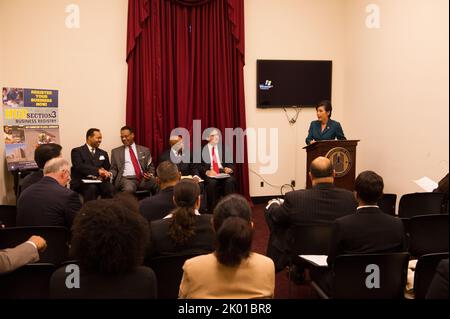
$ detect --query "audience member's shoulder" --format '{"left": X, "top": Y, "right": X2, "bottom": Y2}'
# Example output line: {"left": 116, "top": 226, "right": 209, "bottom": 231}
{"left": 249, "top": 252, "right": 275, "bottom": 269}
{"left": 184, "top": 252, "right": 215, "bottom": 268}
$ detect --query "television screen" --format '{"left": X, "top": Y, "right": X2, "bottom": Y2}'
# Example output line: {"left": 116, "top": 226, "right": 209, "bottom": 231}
{"left": 257, "top": 60, "right": 332, "bottom": 108}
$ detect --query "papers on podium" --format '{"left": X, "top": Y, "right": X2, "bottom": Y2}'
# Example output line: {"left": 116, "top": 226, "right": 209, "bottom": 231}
{"left": 299, "top": 255, "right": 328, "bottom": 267}
{"left": 413, "top": 176, "right": 438, "bottom": 192}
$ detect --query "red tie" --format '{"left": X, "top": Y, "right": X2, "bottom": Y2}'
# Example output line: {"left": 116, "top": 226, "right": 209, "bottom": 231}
{"left": 212, "top": 146, "right": 220, "bottom": 174}
{"left": 129, "top": 147, "right": 142, "bottom": 182}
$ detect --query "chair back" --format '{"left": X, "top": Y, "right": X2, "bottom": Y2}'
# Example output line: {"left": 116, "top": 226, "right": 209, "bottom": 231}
{"left": 0, "top": 226, "right": 69, "bottom": 264}
{"left": 146, "top": 253, "right": 203, "bottom": 299}
{"left": 332, "top": 252, "right": 410, "bottom": 299}
{"left": 287, "top": 224, "right": 334, "bottom": 257}
{"left": 378, "top": 193, "right": 397, "bottom": 216}
{"left": 0, "top": 205, "right": 16, "bottom": 227}
{"left": 414, "top": 253, "right": 449, "bottom": 299}
{"left": 399, "top": 193, "right": 446, "bottom": 218}
{"left": 408, "top": 214, "right": 449, "bottom": 257}
{"left": 0, "top": 263, "right": 55, "bottom": 299}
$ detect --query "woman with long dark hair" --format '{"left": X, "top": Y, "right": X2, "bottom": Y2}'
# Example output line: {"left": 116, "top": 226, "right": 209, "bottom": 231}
{"left": 179, "top": 194, "right": 275, "bottom": 299}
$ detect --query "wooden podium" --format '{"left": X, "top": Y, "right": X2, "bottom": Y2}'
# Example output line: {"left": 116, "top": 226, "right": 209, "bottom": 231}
{"left": 303, "top": 140, "right": 360, "bottom": 191}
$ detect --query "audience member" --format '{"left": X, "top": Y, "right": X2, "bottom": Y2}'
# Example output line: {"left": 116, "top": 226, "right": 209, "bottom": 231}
{"left": 139, "top": 161, "right": 180, "bottom": 222}
{"left": 148, "top": 179, "right": 214, "bottom": 258}
{"left": 16, "top": 158, "right": 81, "bottom": 228}
{"left": 50, "top": 195, "right": 157, "bottom": 299}
{"left": 265, "top": 156, "right": 357, "bottom": 271}
{"left": 0, "top": 236, "right": 47, "bottom": 274}
{"left": 21, "top": 143, "right": 62, "bottom": 191}
{"left": 179, "top": 194, "right": 275, "bottom": 299}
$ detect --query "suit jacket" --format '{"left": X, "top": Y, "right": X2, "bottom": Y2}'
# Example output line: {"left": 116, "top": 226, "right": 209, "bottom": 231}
{"left": 159, "top": 148, "right": 199, "bottom": 177}
{"left": 148, "top": 214, "right": 215, "bottom": 258}
{"left": 179, "top": 252, "right": 275, "bottom": 299}
{"left": 16, "top": 176, "right": 82, "bottom": 228}
{"left": 70, "top": 144, "right": 111, "bottom": 190}
{"left": 198, "top": 144, "right": 234, "bottom": 179}
{"left": 305, "top": 119, "right": 346, "bottom": 145}
{"left": 0, "top": 242, "right": 39, "bottom": 274}
{"left": 50, "top": 266, "right": 157, "bottom": 299}
{"left": 266, "top": 183, "right": 357, "bottom": 253}
{"left": 110, "top": 144, "right": 154, "bottom": 188}
{"left": 21, "top": 170, "right": 44, "bottom": 192}
{"left": 139, "top": 186, "right": 176, "bottom": 222}
{"left": 327, "top": 207, "right": 406, "bottom": 266}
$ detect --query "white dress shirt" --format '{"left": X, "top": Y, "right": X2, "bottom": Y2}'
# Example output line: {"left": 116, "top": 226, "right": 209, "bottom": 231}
{"left": 207, "top": 143, "right": 223, "bottom": 170}
{"left": 86, "top": 144, "right": 96, "bottom": 155}
{"left": 123, "top": 143, "right": 142, "bottom": 177}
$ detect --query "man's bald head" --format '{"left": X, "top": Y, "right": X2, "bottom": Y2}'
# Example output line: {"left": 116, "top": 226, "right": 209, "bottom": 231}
{"left": 310, "top": 156, "right": 334, "bottom": 179}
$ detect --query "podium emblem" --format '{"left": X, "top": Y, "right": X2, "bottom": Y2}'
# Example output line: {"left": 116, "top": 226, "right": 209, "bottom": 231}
{"left": 325, "top": 147, "right": 352, "bottom": 178}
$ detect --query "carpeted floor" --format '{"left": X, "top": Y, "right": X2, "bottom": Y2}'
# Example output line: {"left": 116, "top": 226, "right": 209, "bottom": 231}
{"left": 251, "top": 204, "right": 317, "bottom": 299}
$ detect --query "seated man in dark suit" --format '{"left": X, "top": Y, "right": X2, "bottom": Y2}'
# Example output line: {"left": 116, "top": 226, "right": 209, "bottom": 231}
{"left": 312, "top": 170, "right": 406, "bottom": 295}
{"left": 110, "top": 126, "right": 158, "bottom": 194}
{"left": 139, "top": 161, "right": 180, "bottom": 222}
{"left": 198, "top": 129, "right": 236, "bottom": 213}
{"left": 265, "top": 156, "right": 357, "bottom": 272}
{"left": 71, "top": 128, "right": 115, "bottom": 202}
{"left": 16, "top": 158, "right": 82, "bottom": 228}
{"left": 159, "top": 135, "right": 201, "bottom": 181}
{"left": 21, "top": 143, "right": 62, "bottom": 192}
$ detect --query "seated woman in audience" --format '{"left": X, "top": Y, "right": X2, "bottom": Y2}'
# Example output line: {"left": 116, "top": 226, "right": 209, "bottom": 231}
{"left": 179, "top": 194, "right": 275, "bottom": 299}
{"left": 50, "top": 194, "right": 157, "bottom": 299}
{"left": 148, "top": 179, "right": 214, "bottom": 259}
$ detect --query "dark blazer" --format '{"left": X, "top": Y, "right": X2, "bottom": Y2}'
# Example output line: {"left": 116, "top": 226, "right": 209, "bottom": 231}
{"left": 20, "top": 170, "right": 44, "bottom": 192}
{"left": 148, "top": 214, "right": 215, "bottom": 258}
{"left": 159, "top": 148, "right": 199, "bottom": 177}
{"left": 110, "top": 144, "right": 154, "bottom": 188}
{"left": 70, "top": 144, "right": 111, "bottom": 190}
{"left": 50, "top": 266, "right": 157, "bottom": 299}
{"left": 327, "top": 207, "right": 406, "bottom": 266}
{"left": 266, "top": 183, "right": 357, "bottom": 253}
{"left": 16, "top": 176, "right": 82, "bottom": 228}
{"left": 426, "top": 258, "right": 449, "bottom": 299}
{"left": 198, "top": 143, "right": 234, "bottom": 179}
{"left": 305, "top": 119, "right": 346, "bottom": 145}
{"left": 139, "top": 186, "right": 176, "bottom": 222}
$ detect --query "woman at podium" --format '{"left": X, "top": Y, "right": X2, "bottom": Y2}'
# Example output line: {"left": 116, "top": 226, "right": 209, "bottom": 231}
{"left": 305, "top": 100, "right": 346, "bottom": 145}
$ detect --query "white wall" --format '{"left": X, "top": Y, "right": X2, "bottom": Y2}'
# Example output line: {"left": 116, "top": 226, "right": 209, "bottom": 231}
{"left": 0, "top": 0, "right": 128, "bottom": 204}
{"left": 343, "top": 0, "right": 449, "bottom": 199}
{"left": 244, "top": 0, "right": 347, "bottom": 197}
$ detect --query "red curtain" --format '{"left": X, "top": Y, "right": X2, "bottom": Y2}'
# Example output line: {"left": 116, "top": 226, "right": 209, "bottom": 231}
{"left": 126, "top": 0, "right": 249, "bottom": 198}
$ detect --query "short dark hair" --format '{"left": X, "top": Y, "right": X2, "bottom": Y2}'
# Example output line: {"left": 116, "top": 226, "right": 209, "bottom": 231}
{"left": 71, "top": 196, "right": 149, "bottom": 275}
{"left": 121, "top": 126, "right": 134, "bottom": 134}
{"left": 168, "top": 180, "right": 200, "bottom": 246}
{"left": 355, "top": 170, "right": 384, "bottom": 204}
{"left": 34, "top": 143, "right": 62, "bottom": 169}
{"left": 316, "top": 100, "right": 332, "bottom": 118}
{"left": 213, "top": 194, "right": 253, "bottom": 267}
{"left": 156, "top": 161, "right": 179, "bottom": 183}
{"left": 310, "top": 159, "right": 334, "bottom": 178}
{"left": 86, "top": 128, "right": 100, "bottom": 140}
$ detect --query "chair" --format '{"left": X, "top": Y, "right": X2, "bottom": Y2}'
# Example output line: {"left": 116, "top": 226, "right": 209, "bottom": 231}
{"left": 408, "top": 214, "right": 449, "bottom": 257}
{"left": 146, "top": 253, "right": 202, "bottom": 299}
{"left": 0, "top": 226, "right": 70, "bottom": 264}
{"left": 398, "top": 192, "right": 446, "bottom": 218}
{"left": 378, "top": 193, "right": 397, "bottom": 216}
{"left": 414, "top": 253, "right": 449, "bottom": 299}
{"left": 0, "top": 263, "right": 55, "bottom": 299}
{"left": 312, "top": 252, "right": 410, "bottom": 299}
{"left": 0, "top": 205, "right": 16, "bottom": 227}
{"left": 135, "top": 190, "right": 151, "bottom": 200}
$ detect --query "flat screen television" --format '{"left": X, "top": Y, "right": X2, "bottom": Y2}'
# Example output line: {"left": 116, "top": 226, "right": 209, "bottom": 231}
{"left": 257, "top": 59, "right": 332, "bottom": 108}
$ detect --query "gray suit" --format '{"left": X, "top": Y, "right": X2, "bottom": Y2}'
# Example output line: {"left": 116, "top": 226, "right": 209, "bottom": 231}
{"left": 0, "top": 242, "right": 39, "bottom": 274}
{"left": 110, "top": 144, "right": 157, "bottom": 193}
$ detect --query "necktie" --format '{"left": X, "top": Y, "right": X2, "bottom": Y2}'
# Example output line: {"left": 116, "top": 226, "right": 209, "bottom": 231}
{"left": 91, "top": 147, "right": 95, "bottom": 157}
{"left": 212, "top": 146, "right": 220, "bottom": 174}
{"left": 129, "top": 147, "right": 142, "bottom": 182}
